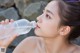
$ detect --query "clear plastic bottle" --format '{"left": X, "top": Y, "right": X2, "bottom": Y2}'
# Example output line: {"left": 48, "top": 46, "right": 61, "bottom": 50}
{"left": 0, "top": 19, "right": 36, "bottom": 40}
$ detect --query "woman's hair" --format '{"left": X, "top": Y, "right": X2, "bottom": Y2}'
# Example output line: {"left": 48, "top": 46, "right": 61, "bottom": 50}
{"left": 57, "top": 0, "right": 80, "bottom": 41}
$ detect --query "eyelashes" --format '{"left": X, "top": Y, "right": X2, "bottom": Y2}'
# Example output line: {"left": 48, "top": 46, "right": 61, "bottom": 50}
{"left": 45, "top": 14, "right": 51, "bottom": 19}
{"left": 42, "top": 10, "right": 51, "bottom": 19}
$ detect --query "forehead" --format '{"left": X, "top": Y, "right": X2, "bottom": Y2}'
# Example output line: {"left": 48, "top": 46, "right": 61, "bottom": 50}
{"left": 45, "top": 1, "right": 59, "bottom": 15}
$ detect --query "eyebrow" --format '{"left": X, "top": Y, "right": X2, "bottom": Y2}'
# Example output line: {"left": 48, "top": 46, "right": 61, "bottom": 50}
{"left": 45, "top": 9, "right": 54, "bottom": 15}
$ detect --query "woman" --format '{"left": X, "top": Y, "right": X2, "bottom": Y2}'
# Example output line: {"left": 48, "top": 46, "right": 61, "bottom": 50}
{"left": 0, "top": 0, "right": 80, "bottom": 53}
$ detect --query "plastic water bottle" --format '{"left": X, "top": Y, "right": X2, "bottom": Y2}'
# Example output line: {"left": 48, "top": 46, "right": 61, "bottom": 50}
{"left": 0, "top": 19, "right": 36, "bottom": 40}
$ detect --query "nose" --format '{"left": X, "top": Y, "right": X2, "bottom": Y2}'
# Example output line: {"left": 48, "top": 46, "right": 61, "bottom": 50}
{"left": 36, "top": 15, "right": 42, "bottom": 23}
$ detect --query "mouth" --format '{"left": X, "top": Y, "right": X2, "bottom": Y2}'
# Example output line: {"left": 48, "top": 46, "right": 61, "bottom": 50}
{"left": 36, "top": 24, "right": 40, "bottom": 29}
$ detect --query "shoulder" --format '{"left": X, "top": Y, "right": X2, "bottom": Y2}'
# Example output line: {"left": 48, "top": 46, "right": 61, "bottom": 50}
{"left": 73, "top": 45, "right": 80, "bottom": 53}
{"left": 16, "top": 36, "right": 41, "bottom": 47}
{"left": 21, "top": 36, "right": 43, "bottom": 44}
{"left": 13, "top": 36, "right": 42, "bottom": 53}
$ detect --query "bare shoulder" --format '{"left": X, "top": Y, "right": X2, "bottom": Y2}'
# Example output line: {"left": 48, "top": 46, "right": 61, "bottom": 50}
{"left": 13, "top": 36, "right": 40, "bottom": 53}
{"left": 73, "top": 45, "right": 80, "bottom": 53}
{"left": 16, "top": 36, "right": 39, "bottom": 47}
{"left": 21, "top": 36, "right": 39, "bottom": 43}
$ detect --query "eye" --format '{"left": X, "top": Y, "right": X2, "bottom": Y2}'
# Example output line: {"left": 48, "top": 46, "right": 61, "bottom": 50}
{"left": 46, "top": 14, "right": 51, "bottom": 19}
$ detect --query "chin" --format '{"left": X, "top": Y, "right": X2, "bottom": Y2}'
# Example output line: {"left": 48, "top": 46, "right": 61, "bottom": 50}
{"left": 34, "top": 30, "right": 43, "bottom": 37}
{"left": 34, "top": 30, "right": 40, "bottom": 36}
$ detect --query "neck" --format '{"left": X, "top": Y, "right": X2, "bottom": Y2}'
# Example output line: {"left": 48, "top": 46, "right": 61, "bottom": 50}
{"left": 43, "top": 36, "right": 71, "bottom": 53}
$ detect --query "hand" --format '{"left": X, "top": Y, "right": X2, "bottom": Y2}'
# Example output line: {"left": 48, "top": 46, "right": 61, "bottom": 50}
{"left": 0, "top": 19, "right": 18, "bottom": 48}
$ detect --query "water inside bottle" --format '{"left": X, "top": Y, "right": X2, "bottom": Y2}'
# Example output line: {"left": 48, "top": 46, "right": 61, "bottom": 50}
{"left": 13, "top": 19, "right": 36, "bottom": 35}
{"left": 0, "top": 19, "right": 36, "bottom": 39}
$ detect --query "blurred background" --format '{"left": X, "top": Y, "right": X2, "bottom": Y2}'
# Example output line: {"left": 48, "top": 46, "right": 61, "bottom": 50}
{"left": 0, "top": 0, "right": 80, "bottom": 53}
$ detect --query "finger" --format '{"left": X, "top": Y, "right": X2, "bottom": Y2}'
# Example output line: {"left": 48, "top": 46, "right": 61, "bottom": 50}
{"left": 0, "top": 20, "right": 5, "bottom": 24}
{"left": 10, "top": 19, "right": 14, "bottom": 23}
{"left": 8, "top": 35, "right": 18, "bottom": 45}
{"left": 9, "top": 34, "right": 18, "bottom": 43}
{"left": 4, "top": 19, "right": 9, "bottom": 24}
{"left": 3, "top": 34, "right": 18, "bottom": 47}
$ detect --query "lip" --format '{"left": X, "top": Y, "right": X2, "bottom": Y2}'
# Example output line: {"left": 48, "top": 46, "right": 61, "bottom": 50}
{"left": 35, "top": 24, "right": 40, "bottom": 29}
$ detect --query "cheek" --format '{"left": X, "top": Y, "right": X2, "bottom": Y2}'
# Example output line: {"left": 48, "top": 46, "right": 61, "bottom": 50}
{"left": 41, "top": 23, "right": 59, "bottom": 37}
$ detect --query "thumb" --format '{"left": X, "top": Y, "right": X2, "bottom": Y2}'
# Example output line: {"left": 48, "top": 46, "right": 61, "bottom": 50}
{"left": 8, "top": 34, "right": 18, "bottom": 45}
{"left": 4, "top": 34, "right": 18, "bottom": 47}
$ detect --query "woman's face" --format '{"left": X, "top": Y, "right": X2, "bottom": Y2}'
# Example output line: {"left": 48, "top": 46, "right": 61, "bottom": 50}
{"left": 34, "top": 1, "right": 61, "bottom": 38}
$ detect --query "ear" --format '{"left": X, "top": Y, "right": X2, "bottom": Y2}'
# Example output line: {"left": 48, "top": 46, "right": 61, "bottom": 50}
{"left": 59, "top": 26, "right": 71, "bottom": 36}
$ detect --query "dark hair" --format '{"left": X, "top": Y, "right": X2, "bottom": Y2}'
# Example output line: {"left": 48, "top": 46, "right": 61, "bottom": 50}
{"left": 57, "top": 0, "right": 80, "bottom": 41}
